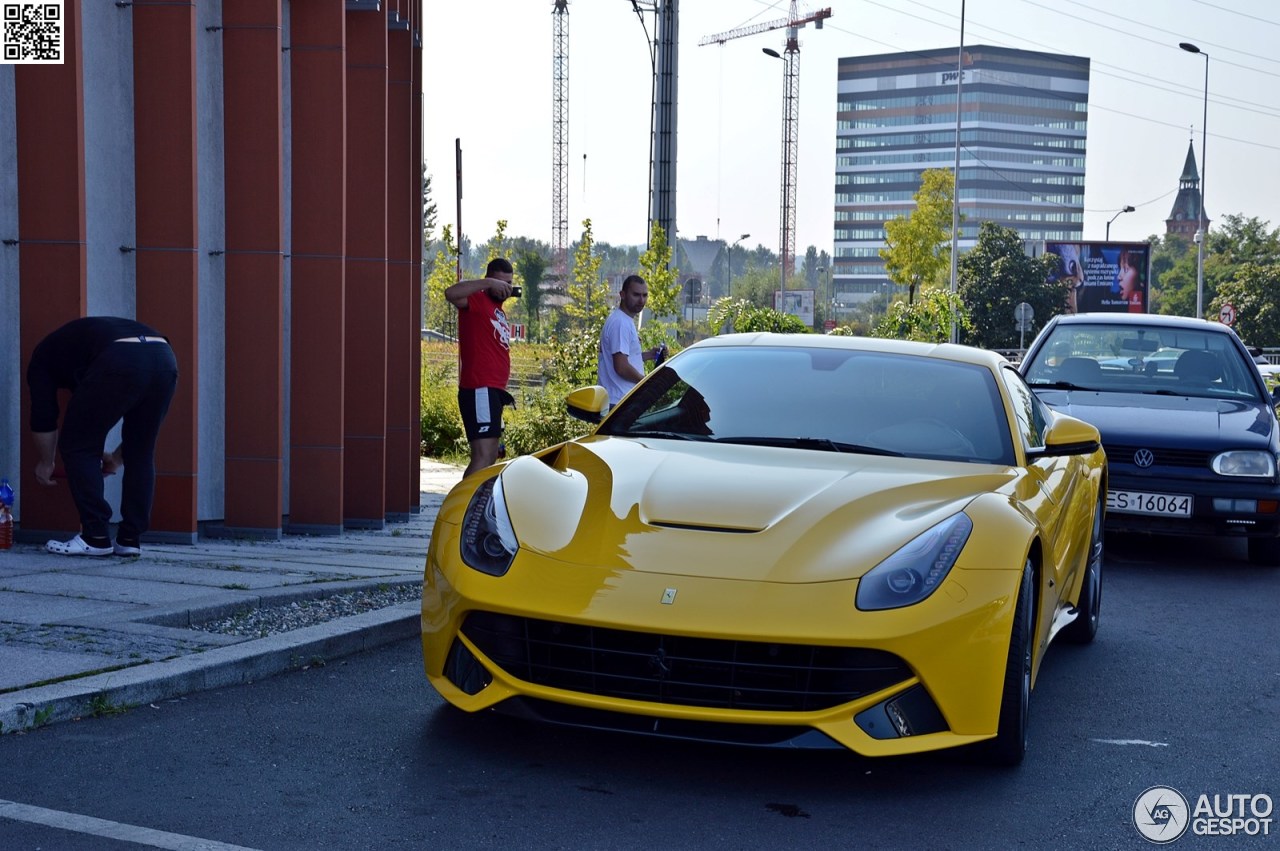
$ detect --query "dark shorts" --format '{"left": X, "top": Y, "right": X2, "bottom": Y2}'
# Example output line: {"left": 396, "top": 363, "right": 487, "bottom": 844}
{"left": 458, "top": 387, "right": 515, "bottom": 442}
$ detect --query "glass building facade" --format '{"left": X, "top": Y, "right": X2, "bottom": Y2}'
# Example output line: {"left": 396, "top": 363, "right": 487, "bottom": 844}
{"left": 833, "top": 45, "right": 1089, "bottom": 303}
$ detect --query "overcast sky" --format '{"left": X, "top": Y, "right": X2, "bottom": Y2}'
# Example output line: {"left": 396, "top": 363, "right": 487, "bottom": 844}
{"left": 421, "top": 0, "right": 1280, "bottom": 256}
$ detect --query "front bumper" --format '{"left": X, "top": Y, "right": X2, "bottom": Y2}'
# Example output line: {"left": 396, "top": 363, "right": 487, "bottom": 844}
{"left": 1107, "top": 469, "right": 1280, "bottom": 539}
{"left": 422, "top": 520, "right": 1024, "bottom": 758}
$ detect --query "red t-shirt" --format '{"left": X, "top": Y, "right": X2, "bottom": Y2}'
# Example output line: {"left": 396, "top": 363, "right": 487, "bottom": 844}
{"left": 458, "top": 290, "right": 511, "bottom": 389}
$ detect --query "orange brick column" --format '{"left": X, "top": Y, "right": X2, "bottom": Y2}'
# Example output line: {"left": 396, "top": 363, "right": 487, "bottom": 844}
{"left": 343, "top": 3, "right": 389, "bottom": 529}
{"left": 384, "top": 10, "right": 414, "bottom": 521}
{"left": 221, "top": 0, "right": 285, "bottom": 537}
{"left": 409, "top": 0, "right": 424, "bottom": 510}
{"left": 132, "top": 0, "right": 200, "bottom": 543}
{"left": 286, "top": 0, "right": 347, "bottom": 535}
{"left": 14, "top": 0, "right": 85, "bottom": 539}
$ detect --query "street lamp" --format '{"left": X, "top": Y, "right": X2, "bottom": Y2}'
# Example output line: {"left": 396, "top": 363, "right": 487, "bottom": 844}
{"left": 762, "top": 47, "right": 789, "bottom": 300}
{"left": 1180, "top": 41, "right": 1209, "bottom": 319}
{"left": 1106, "top": 205, "right": 1135, "bottom": 241}
{"left": 727, "top": 233, "right": 749, "bottom": 299}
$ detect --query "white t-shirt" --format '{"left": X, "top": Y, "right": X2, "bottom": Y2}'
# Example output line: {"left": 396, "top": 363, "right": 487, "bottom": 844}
{"left": 598, "top": 307, "right": 642, "bottom": 404}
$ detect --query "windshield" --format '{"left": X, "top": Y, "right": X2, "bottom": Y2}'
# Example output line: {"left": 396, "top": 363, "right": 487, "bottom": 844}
{"left": 1022, "top": 322, "right": 1262, "bottom": 401}
{"left": 599, "top": 346, "right": 1016, "bottom": 464}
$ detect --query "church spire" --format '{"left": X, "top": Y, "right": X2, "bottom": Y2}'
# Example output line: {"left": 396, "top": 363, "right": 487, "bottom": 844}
{"left": 1166, "top": 140, "right": 1207, "bottom": 239}
{"left": 1179, "top": 140, "right": 1199, "bottom": 183}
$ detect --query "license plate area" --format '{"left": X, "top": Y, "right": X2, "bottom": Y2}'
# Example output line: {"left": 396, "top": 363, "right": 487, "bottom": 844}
{"left": 1106, "top": 490, "right": 1193, "bottom": 517}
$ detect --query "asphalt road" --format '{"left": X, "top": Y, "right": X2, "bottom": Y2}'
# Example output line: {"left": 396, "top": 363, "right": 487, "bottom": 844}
{"left": 0, "top": 531, "right": 1276, "bottom": 851}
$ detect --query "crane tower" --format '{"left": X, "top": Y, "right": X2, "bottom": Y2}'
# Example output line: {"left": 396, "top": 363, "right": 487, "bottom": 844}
{"left": 552, "top": 0, "right": 569, "bottom": 281}
{"left": 701, "top": 2, "right": 831, "bottom": 295}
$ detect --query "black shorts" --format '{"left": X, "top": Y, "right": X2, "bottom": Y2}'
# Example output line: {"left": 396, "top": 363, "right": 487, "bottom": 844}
{"left": 458, "top": 387, "right": 515, "bottom": 442}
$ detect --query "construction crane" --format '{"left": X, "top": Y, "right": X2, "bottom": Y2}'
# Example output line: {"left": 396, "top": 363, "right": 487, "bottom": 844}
{"left": 552, "top": 0, "right": 569, "bottom": 283}
{"left": 701, "top": 3, "right": 831, "bottom": 299}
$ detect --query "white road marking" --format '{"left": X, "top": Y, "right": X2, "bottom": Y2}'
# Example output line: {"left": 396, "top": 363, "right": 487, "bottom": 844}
{"left": 0, "top": 798, "right": 261, "bottom": 850}
{"left": 1091, "top": 738, "right": 1170, "bottom": 747}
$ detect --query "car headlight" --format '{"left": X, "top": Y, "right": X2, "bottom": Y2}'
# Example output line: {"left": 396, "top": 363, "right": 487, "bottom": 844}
{"left": 460, "top": 476, "right": 517, "bottom": 576}
{"left": 856, "top": 513, "right": 973, "bottom": 611}
{"left": 1212, "top": 450, "right": 1276, "bottom": 478}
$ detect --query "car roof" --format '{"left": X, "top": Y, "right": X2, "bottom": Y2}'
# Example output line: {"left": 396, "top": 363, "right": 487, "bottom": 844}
{"left": 1050, "top": 312, "right": 1234, "bottom": 335}
{"left": 689, "top": 332, "right": 1010, "bottom": 370}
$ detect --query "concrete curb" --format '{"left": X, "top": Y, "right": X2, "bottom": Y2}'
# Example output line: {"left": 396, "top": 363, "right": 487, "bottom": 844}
{"left": 0, "top": 602, "right": 420, "bottom": 734}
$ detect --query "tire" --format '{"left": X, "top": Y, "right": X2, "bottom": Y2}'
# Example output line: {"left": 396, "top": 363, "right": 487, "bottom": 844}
{"left": 983, "top": 559, "right": 1035, "bottom": 767}
{"left": 1062, "top": 496, "right": 1103, "bottom": 644}
{"left": 1247, "top": 535, "right": 1280, "bottom": 566}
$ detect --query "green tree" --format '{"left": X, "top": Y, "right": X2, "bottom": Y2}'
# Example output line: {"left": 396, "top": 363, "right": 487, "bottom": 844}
{"left": 423, "top": 224, "right": 459, "bottom": 336}
{"left": 483, "top": 219, "right": 510, "bottom": 268}
{"left": 516, "top": 248, "right": 547, "bottom": 341}
{"left": 1209, "top": 213, "right": 1280, "bottom": 266}
{"left": 421, "top": 163, "right": 437, "bottom": 245}
{"left": 724, "top": 266, "right": 775, "bottom": 308}
{"left": 802, "top": 246, "right": 820, "bottom": 289}
{"left": 881, "top": 168, "right": 954, "bottom": 304}
{"left": 564, "top": 219, "right": 610, "bottom": 326}
{"left": 1148, "top": 233, "right": 1190, "bottom": 315}
{"left": 957, "top": 222, "right": 1064, "bottom": 349}
{"left": 636, "top": 220, "right": 683, "bottom": 353}
{"left": 638, "top": 221, "right": 681, "bottom": 320}
{"left": 1155, "top": 215, "right": 1280, "bottom": 318}
{"left": 708, "top": 298, "right": 811, "bottom": 334}
{"left": 1211, "top": 261, "right": 1280, "bottom": 347}
{"left": 872, "top": 285, "right": 970, "bottom": 343}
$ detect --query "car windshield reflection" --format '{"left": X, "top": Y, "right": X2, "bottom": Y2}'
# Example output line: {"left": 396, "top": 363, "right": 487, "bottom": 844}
{"left": 598, "top": 346, "right": 1016, "bottom": 465}
{"left": 1022, "top": 323, "right": 1262, "bottom": 402}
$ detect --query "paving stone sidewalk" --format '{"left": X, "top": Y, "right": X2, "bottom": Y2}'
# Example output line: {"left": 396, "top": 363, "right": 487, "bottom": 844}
{"left": 0, "top": 459, "right": 462, "bottom": 734}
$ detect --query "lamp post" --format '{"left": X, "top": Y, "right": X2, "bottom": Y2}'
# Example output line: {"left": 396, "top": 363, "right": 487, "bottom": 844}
{"left": 762, "top": 47, "right": 790, "bottom": 302}
{"left": 948, "top": 0, "right": 967, "bottom": 345}
{"left": 1106, "top": 205, "right": 1135, "bottom": 241}
{"left": 1180, "top": 41, "right": 1209, "bottom": 319}
{"left": 727, "top": 233, "right": 749, "bottom": 299}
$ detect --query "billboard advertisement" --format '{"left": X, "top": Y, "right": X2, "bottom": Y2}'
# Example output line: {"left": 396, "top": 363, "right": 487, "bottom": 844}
{"left": 773, "top": 288, "right": 816, "bottom": 326}
{"left": 1044, "top": 241, "right": 1151, "bottom": 314}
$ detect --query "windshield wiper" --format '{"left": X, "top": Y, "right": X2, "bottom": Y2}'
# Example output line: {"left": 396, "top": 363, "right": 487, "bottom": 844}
{"left": 715, "top": 436, "right": 904, "bottom": 456}
{"left": 1034, "top": 380, "right": 1095, "bottom": 391}
{"left": 624, "top": 429, "right": 712, "bottom": 442}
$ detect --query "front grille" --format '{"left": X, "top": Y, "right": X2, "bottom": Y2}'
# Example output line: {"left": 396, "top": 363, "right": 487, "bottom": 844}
{"left": 461, "top": 611, "right": 912, "bottom": 712}
{"left": 1106, "top": 444, "right": 1213, "bottom": 469}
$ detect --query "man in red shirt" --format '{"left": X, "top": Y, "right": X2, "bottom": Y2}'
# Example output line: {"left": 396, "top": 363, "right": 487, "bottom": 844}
{"left": 445, "top": 258, "right": 516, "bottom": 477}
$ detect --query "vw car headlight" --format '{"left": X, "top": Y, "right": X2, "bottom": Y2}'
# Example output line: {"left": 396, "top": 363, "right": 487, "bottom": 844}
{"left": 1212, "top": 451, "right": 1276, "bottom": 478}
{"left": 459, "top": 476, "right": 517, "bottom": 576}
{"left": 856, "top": 513, "right": 973, "bottom": 611}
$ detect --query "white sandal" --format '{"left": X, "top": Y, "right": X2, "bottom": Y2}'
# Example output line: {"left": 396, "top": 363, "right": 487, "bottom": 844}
{"left": 45, "top": 535, "right": 113, "bottom": 557}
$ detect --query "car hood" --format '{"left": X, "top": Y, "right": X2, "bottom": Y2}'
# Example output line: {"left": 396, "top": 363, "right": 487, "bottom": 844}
{"left": 1039, "top": 390, "right": 1274, "bottom": 448}
{"left": 495, "top": 436, "right": 1018, "bottom": 583}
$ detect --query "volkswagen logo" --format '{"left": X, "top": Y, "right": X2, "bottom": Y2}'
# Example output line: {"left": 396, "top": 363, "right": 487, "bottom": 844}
{"left": 1134, "top": 448, "right": 1155, "bottom": 468}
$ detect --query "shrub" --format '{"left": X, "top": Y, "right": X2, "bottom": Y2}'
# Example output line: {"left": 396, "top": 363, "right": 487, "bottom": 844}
{"left": 421, "top": 341, "right": 595, "bottom": 461}
{"left": 547, "top": 325, "right": 602, "bottom": 388}
{"left": 420, "top": 358, "right": 466, "bottom": 458}
{"left": 503, "top": 382, "right": 594, "bottom": 457}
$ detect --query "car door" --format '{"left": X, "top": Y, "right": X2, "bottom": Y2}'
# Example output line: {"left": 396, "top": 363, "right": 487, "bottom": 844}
{"left": 1001, "top": 366, "right": 1081, "bottom": 622}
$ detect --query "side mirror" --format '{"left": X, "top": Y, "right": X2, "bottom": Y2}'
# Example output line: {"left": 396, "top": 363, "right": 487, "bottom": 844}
{"left": 1030, "top": 414, "right": 1101, "bottom": 459}
{"left": 1272, "top": 385, "right": 1280, "bottom": 407}
{"left": 566, "top": 385, "right": 609, "bottom": 424}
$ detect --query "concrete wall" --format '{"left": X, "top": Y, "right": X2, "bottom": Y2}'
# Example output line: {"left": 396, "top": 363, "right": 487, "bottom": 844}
{"left": 196, "top": 0, "right": 227, "bottom": 522}
{"left": 2, "top": 0, "right": 421, "bottom": 537}
{"left": 0, "top": 66, "right": 16, "bottom": 508}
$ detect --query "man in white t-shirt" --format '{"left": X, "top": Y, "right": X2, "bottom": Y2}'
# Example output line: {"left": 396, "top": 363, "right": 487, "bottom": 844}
{"left": 598, "top": 275, "right": 662, "bottom": 404}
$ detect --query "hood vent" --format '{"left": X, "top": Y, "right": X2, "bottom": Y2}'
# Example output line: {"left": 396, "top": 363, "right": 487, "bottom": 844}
{"left": 649, "top": 520, "right": 762, "bottom": 534}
